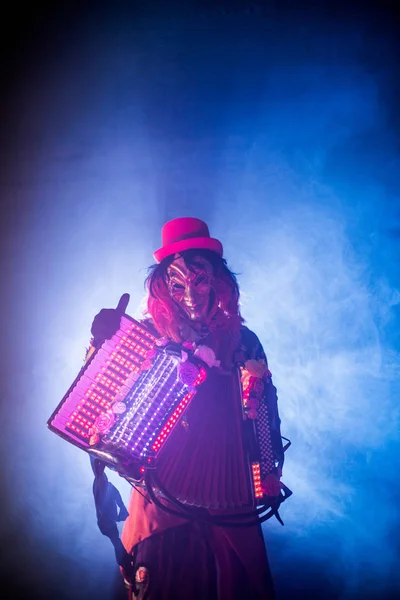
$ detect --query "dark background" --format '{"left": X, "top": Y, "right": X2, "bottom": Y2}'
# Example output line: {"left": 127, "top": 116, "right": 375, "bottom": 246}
{"left": 1, "top": 1, "right": 399, "bottom": 599}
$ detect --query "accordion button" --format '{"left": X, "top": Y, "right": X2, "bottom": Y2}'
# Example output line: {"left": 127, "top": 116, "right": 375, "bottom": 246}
{"left": 112, "top": 401, "right": 127, "bottom": 414}
{"left": 89, "top": 433, "right": 100, "bottom": 446}
{"left": 247, "top": 409, "right": 259, "bottom": 420}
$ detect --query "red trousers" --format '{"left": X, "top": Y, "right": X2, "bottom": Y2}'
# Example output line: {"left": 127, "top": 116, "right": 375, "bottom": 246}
{"left": 130, "top": 521, "right": 275, "bottom": 600}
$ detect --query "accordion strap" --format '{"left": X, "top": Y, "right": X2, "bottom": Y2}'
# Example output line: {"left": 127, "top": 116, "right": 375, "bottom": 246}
{"left": 91, "top": 458, "right": 137, "bottom": 588}
{"left": 145, "top": 471, "right": 292, "bottom": 527}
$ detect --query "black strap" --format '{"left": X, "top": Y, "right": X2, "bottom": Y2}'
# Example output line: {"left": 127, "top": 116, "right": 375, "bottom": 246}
{"left": 91, "top": 457, "right": 136, "bottom": 586}
{"left": 144, "top": 471, "right": 292, "bottom": 527}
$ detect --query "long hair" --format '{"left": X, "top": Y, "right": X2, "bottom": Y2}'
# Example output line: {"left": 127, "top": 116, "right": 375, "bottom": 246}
{"left": 145, "top": 249, "right": 243, "bottom": 343}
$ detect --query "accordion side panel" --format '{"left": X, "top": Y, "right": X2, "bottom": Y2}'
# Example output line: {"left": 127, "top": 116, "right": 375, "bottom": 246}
{"left": 255, "top": 401, "right": 275, "bottom": 479}
{"left": 47, "top": 316, "right": 207, "bottom": 480}
{"left": 47, "top": 315, "right": 158, "bottom": 450}
{"left": 103, "top": 353, "right": 187, "bottom": 458}
{"left": 241, "top": 374, "right": 278, "bottom": 502}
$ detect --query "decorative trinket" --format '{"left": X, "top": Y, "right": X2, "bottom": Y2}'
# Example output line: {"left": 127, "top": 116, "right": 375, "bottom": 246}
{"left": 112, "top": 401, "right": 127, "bottom": 414}
{"left": 194, "top": 345, "right": 220, "bottom": 368}
{"left": 94, "top": 411, "right": 115, "bottom": 433}
{"left": 177, "top": 361, "right": 200, "bottom": 387}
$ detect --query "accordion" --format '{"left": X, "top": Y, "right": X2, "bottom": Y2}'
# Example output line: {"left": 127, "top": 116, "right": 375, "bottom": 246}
{"left": 47, "top": 315, "right": 209, "bottom": 478}
{"left": 48, "top": 314, "right": 288, "bottom": 514}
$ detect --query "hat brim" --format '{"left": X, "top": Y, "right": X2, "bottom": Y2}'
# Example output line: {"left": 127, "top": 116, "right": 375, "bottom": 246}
{"left": 154, "top": 237, "right": 223, "bottom": 263}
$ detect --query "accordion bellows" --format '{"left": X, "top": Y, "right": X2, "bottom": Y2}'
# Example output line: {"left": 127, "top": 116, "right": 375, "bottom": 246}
{"left": 156, "top": 368, "right": 253, "bottom": 509}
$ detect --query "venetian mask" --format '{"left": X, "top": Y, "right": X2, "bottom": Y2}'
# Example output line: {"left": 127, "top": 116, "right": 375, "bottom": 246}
{"left": 167, "top": 255, "right": 213, "bottom": 322}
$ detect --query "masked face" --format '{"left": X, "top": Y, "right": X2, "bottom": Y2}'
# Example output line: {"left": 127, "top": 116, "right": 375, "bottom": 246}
{"left": 167, "top": 255, "right": 213, "bottom": 322}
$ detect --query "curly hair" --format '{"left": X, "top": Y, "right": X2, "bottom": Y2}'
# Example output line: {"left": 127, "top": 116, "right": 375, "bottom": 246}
{"left": 145, "top": 249, "right": 243, "bottom": 343}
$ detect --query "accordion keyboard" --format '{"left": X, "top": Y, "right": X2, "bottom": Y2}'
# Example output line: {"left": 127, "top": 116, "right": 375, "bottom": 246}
{"left": 48, "top": 316, "right": 157, "bottom": 448}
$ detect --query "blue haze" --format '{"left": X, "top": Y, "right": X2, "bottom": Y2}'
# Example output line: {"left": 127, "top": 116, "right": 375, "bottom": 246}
{"left": 1, "top": 7, "right": 399, "bottom": 600}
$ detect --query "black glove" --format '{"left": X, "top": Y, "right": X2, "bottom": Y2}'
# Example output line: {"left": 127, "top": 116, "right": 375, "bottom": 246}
{"left": 90, "top": 293, "right": 130, "bottom": 348}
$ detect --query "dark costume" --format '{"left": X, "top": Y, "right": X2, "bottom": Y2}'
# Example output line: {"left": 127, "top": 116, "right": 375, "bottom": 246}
{"left": 121, "top": 323, "right": 284, "bottom": 599}
{"left": 87, "top": 217, "right": 288, "bottom": 599}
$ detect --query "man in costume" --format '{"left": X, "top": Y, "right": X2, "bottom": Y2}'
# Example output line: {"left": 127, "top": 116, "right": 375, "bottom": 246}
{"left": 91, "top": 217, "right": 287, "bottom": 600}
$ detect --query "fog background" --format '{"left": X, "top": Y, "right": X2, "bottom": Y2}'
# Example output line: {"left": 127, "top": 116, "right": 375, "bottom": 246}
{"left": 1, "top": 2, "right": 399, "bottom": 599}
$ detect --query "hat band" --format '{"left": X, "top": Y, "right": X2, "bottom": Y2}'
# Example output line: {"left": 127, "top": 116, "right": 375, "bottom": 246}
{"left": 154, "top": 236, "right": 223, "bottom": 263}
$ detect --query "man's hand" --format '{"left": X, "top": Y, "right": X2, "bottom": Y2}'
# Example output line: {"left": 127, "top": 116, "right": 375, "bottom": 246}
{"left": 261, "top": 472, "right": 283, "bottom": 497}
{"left": 91, "top": 293, "right": 130, "bottom": 347}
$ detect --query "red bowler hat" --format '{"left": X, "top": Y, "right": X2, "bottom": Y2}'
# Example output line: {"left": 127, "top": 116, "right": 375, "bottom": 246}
{"left": 154, "top": 217, "right": 223, "bottom": 263}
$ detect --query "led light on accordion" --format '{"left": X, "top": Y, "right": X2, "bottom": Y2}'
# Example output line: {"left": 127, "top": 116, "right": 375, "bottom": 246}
{"left": 47, "top": 315, "right": 208, "bottom": 480}
{"left": 47, "top": 314, "right": 289, "bottom": 512}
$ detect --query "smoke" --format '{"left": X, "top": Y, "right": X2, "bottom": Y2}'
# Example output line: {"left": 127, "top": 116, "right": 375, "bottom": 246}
{"left": 212, "top": 56, "right": 400, "bottom": 598}
{"left": 1, "top": 6, "right": 399, "bottom": 600}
